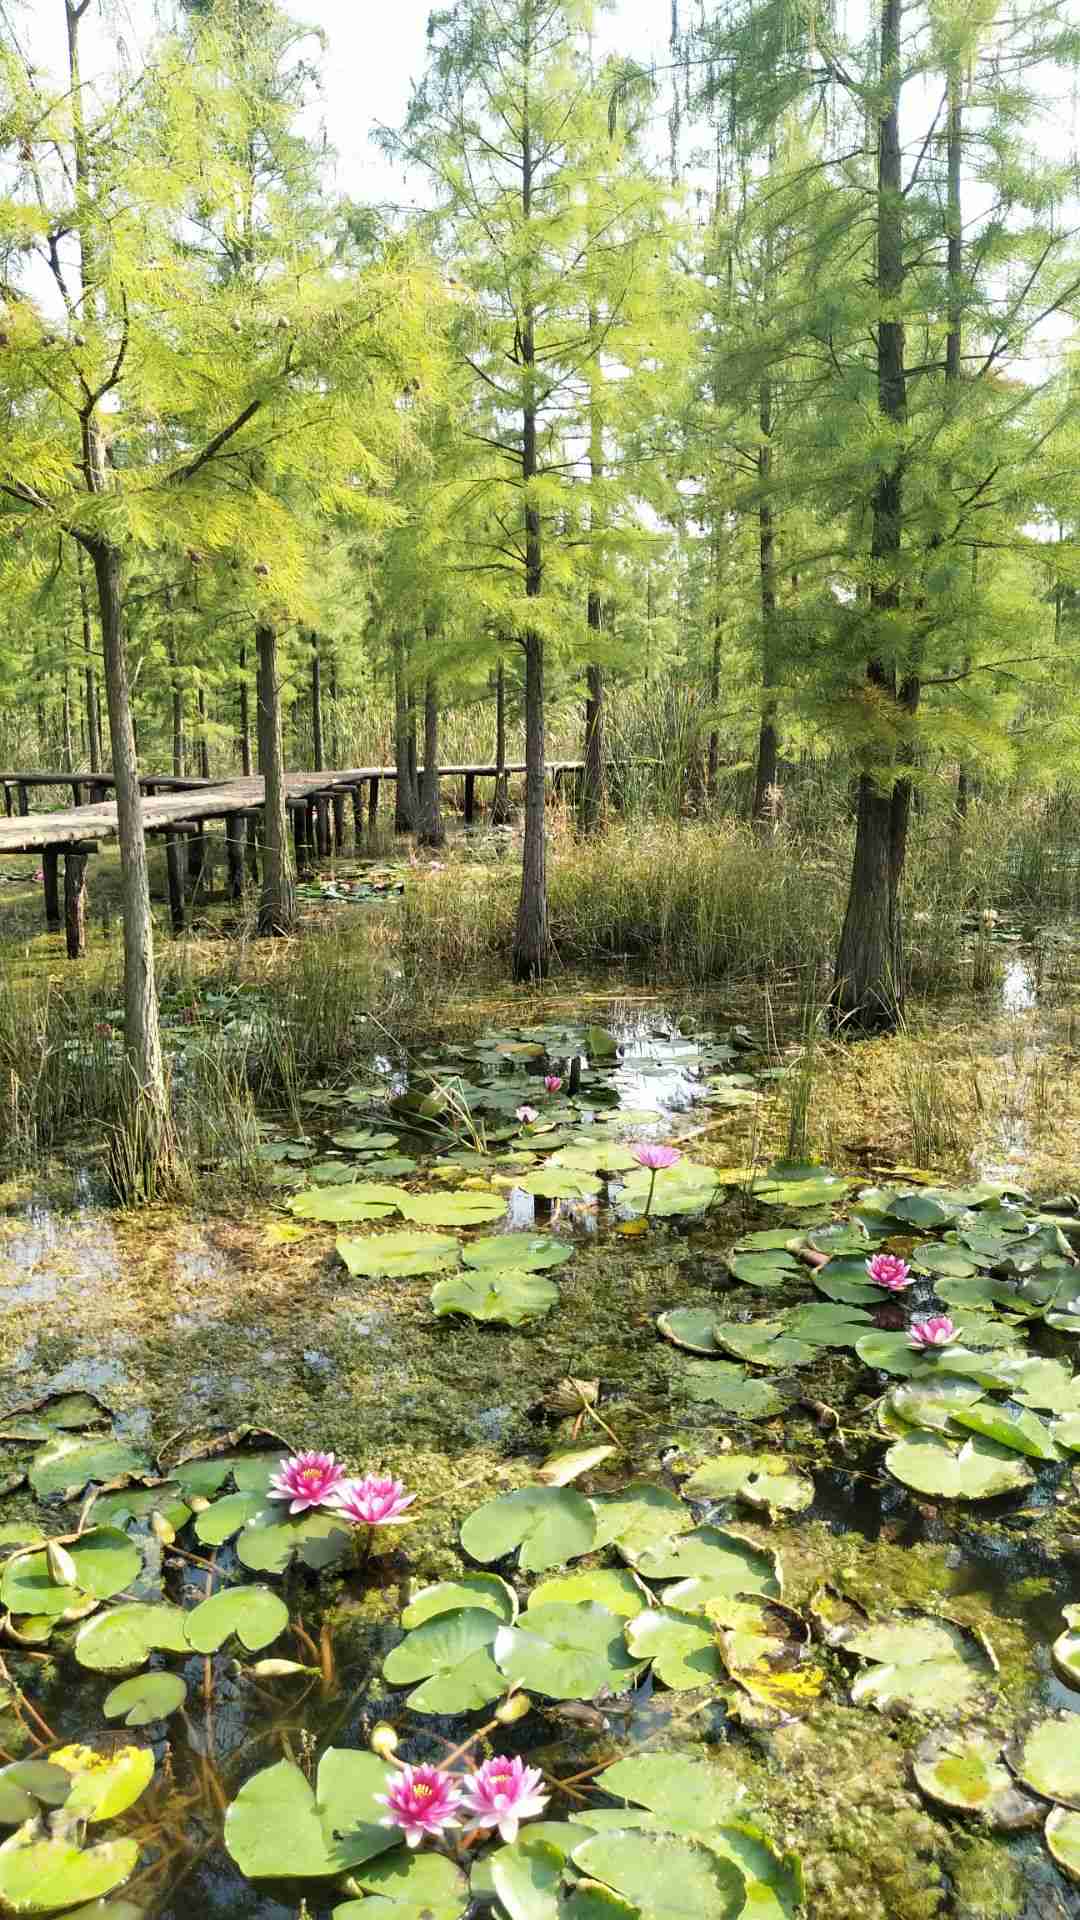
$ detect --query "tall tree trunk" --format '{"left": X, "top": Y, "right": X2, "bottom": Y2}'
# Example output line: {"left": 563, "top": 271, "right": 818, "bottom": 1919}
{"left": 196, "top": 684, "right": 210, "bottom": 779}
{"left": 90, "top": 536, "right": 169, "bottom": 1152}
{"left": 311, "top": 631, "right": 324, "bottom": 771}
{"left": 751, "top": 375, "right": 779, "bottom": 827}
{"left": 491, "top": 656, "right": 511, "bottom": 825}
{"left": 832, "top": 0, "right": 912, "bottom": 1032}
{"left": 406, "top": 685, "right": 420, "bottom": 817}
{"left": 256, "top": 621, "right": 295, "bottom": 935}
{"left": 61, "top": 659, "right": 74, "bottom": 773}
{"left": 417, "top": 669, "right": 445, "bottom": 848}
{"left": 706, "top": 608, "right": 721, "bottom": 799}
{"left": 512, "top": 50, "right": 551, "bottom": 981}
{"left": 165, "top": 602, "right": 184, "bottom": 777}
{"left": 238, "top": 639, "right": 252, "bottom": 776}
{"left": 581, "top": 654, "right": 604, "bottom": 832}
{"left": 77, "top": 544, "right": 102, "bottom": 774}
{"left": 327, "top": 651, "right": 338, "bottom": 768}
{"left": 392, "top": 634, "right": 417, "bottom": 831}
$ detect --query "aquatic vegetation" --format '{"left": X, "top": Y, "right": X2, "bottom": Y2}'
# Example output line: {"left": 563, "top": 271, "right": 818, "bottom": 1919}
{"left": 267, "top": 1447, "right": 347, "bottom": 1513}
{"left": 377, "top": 1761, "right": 463, "bottom": 1846}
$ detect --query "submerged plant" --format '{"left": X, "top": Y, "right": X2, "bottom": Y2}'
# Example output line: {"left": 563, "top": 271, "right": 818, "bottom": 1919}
{"left": 376, "top": 1762, "right": 463, "bottom": 1847}
{"left": 461, "top": 1755, "right": 549, "bottom": 1844}
{"left": 267, "top": 1451, "right": 347, "bottom": 1514}
{"left": 866, "top": 1252, "right": 913, "bottom": 1292}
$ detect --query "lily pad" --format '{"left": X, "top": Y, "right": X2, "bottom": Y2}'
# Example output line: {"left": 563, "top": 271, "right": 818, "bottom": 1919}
{"left": 399, "top": 1189, "right": 507, "bottom": 1226}
{"left": 678, "top": 1362, "right": 785, "bottom": 1417}
{"left": 103, "top": 1671, "right": 188, "bottom": 1726}
{"left": 1, "top": 1529, "right": 141, "bottom": 1620}
{"left": 224, "top": 1750, "right": 397, "bottom": 1880}
{"left": 1046, "top": 1806, "right": 1080, "bottom": 1882}
{"left": 431, "top": 1269, "right": 559, "bottom": 1325}
{"left": 589, "top": 1484, "right": 691, "bottom": 1559}
{"left": 334, "top": 1849, "right": 469, "bottom": 1918}
{"left": 913, "top": 1727, "right": 1041, "bottom": 1827}
{"left": 1014, "top": 1714, "right": 1080, "bottom": 1808}
{"left": 0, "top": 1763, "right": 71, "bottom": 1827}
{"left": 494, "top": 1601, "right": 642, "bottom": 1699}
{"left": 656, "top": 1309, "right": 722, "bottom": 1355}
{"left": 570, "top": 1830, "right": 745, "bottom": 1920}
{"left": 682, "top": 1455, "right": 813, "bottom": 1516}
{"left": 383, "top": 1607, "right": 504, "bottom": 1713}
{"left": 594, "top": 1753, "right": 747, "bottom": 1830}
{"left": 517, "top": 1168, "right": 603, "bottom": 1201}
{"left": 526, "top": 1569, "right": 646, "bottom": 1619}
{"left": 947, "top": 1403, "right": 1059, "bottom": 1461}
{"left": 463, "top": 1233, "right": 573, "bottom": 1271}
{"left": 74, "top": 1603, "right": 190, "bottom": 1672}
{"left": 621, "top": 1163, "right": 721, "bottom": 1217}
{"left": 194, "top": 1490, "right": 268, "bottom": 1546}
{"left": 632, "top": 1526, "right": 779, "bottom": 1596}
{"left": 885, "top": 1433, "right": 1034, "bottom": 1500}
{"left": 461, "top": 1487, "right": 596, "bottom": 1573}
{"left": 28, "top": 1434, "right": 146, "bottom": 1500}
{"left": 183, "top": 1585, "right": 289, "bottom": 1655}
{"left": 0, "top": 1832, "right": 140, "bottom": 1915}
{"left": 53, "top": 1745, "right": 154, "bottom": 1823}
{"left": 337, "top": 1232, "right": 460, "bottom": 1279}
{"left": 235, "top": 1507, "right": 353, "bottom": 1574}
{"left": 624, "top": 1606, "right": 725, "bottom": 1690}
{"left": 402, "top": 1574, "right": 517, "bottom": 1629}
{"left": 288, "top": 1182, "right": 403, "bottom": 1223}
{"left": 711, "top": 1322, "right": 815, "bottom": 1368}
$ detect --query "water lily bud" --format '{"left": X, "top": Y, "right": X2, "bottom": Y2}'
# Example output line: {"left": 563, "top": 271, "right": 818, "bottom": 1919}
{"left": 46, "top": 1540, "right": 78, "bottom": 1588}
{"left": 250, "top": 1659, "right": 316, "bottom": 1677}
{"left": 150, "top": 1510, "right": 175, "bottom": 1545}
{"left": 188, "top": 1495, "right": 211, "bottom": 1513}
{"left": 495, "top": 1691, "right": 531, "bottom": 1725}
{"left": 369, "top": 1722, "right": 399, "bottom": 1759}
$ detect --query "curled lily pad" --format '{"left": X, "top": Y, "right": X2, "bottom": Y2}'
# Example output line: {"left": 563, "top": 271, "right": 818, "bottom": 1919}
{"left": 885, "top": 1433, "right": 1034, "bottom": 1501}
{"left": 103, "top": 1672, "right": 188, "bottom": 1726}
{"left": 1013, "top": 1714, "right": 1080, "bottom": 1808}
{"left": 947, "top": 1403, "right": 1059, "bottom": 1461}
{"left": 224, "top": 1750, "right": 396, "bottom": 1880}
{"left": 494, "top": 1601, "right": 642, "bottom": 1699}
{"left": 711, "top": 1322, "right": 815, "bottom": 1368}
{"left": 461, "top": 1487, "right": 596, "bottom": 1573}
{"left": 1052, "top": 1412, "right": 1080, "bottom": 1452}
{"left": 632, "top": 1526, "right": 779, "bottom": 1596}
{"left": 0, "top": 1832, "right": 140, "bottom": 1915}
{"left": 883, "top": 1380, "right": 984, "bottom": 1434}
{"left": 52, "top": 1745, "right": 154, "bottom": 1823}
{"left": 431, "top": 1269, "right": 559, "bottom": 1325}
{"left": 383, "top": 1608, "right": 504, "bottom": 1713}
{"left": 402, "top": 1575, "right": 517, "bottom": 1629}
{"left": 623, "top": 1606, "right": 725, "bottom": 1690}
{"left": 912, "top": 1727, "right": 1041, "bottom": 1828}
{"left": 0, "top": 1763, "right": 70, "bottom": 1826}
{"left": 337, "top": 1232, "right": 460, "bottom": 1279}
{"left": 1046, "top": 1807, "right": 1080, "bottom": 1882}
{"left": 656, "top": 1310, "right": 722, "bottom": 1355}
{"left": 570, "top": 1830, "right": 745, "bottom": 1920}
{"left": 28, "top": 1434, "right": 146, "bottom": 1500}
{"left": 183, "top": 1585, "right": 289, "bottom": 1655}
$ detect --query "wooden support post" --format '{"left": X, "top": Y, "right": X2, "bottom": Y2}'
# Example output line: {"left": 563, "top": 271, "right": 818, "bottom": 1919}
{"left": 186, "top": 824, "right": 208, "bottom": 901}
{"left": 332, "top": 791, "right": 346, "bottom": 853}
{"left": 165, "top": 832, "right": 186, "bottom": 933}
{"left": 351, "top": 783, "right": 364, "bottom": 850}
{"left": 291, "top": 802, "right": 307, "bottom": 875}
{"left": 143, "top": 780, "right": 157, "bottom": 798}
{"left": 315, "top": 792, "right": 331, "bottom": 859}
{"left": 16, "top": 782, "right": 29, "bottom": 817}
{"left": 64, "top": 844, "right": 92, "bottom": 958}
{"left": 2, "top": 784, "right": 11, "bottom": 818}
{"left": 245, "top": 811, "right": 260, "bottom": 884}
{"left": 42, "top": 846, "right": 61, "bottom": 930}
{"left": 90, "top": 781, "right": 108, "bottom": 804}
{"left": 368, "top": 776, "right": 379, "bottom": 835}
{"left": 71, "top": 779, "right": 83, "bottom": 806}
{"left": 464, "top": 770, "right": 476, "bottom": 826}
{"left": 225, "top": 812, "right": 245, "bottom": 899}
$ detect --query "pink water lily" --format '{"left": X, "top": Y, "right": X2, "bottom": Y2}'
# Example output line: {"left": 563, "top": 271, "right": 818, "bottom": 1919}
{"left": 866, "top": 1252, "right": 913, "bottom": 1292}
{"left": 543, "top": 1075, "right": 563, "bottom": 1094}
{"left": 631, "top": 1143, "right": 682, "bottom": 1171}
{"left": 333, "top": 1473, "right": 415, "bottom": 1527}
{"left": 516, "top": 1104, "right": 539, "bottom": 1125}
{"left": 908, "top": 1315, "right": 958, "bottom": 1350}
{"left": 461, "top": 1755, "right": 549, "bottom": 1845}
{"left": 377, "top": 1764, "right": 462, "bottom": 1847}
{"left": 267, "top": 1451, "right": 347, "bottom": 1515}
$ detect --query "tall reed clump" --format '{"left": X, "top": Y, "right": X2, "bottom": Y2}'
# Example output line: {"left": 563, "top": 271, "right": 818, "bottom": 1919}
{"left": 395, "top": 819, "right": 848, "bottom": 985}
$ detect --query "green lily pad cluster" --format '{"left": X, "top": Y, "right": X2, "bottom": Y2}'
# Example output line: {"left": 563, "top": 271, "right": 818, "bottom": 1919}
{"left": 0, "top": 1743, "right": 154, "bottom": 1915}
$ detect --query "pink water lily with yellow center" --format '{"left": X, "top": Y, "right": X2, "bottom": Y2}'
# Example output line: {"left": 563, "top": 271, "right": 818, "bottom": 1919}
{"left": 267, "top": 1451, "right": 347, "bottom": 1515}
{"left": 866, "top": 1252, "right": 913, "bottom": 1292}
{"left": 333, "top": 1473, "right": 415, "bottom": 1527}
{"left": 543, "top": 1075, "right": 563, "bottom": 1094}
{"left": 908, "top": 1315, "right": 958, "bottom": 1350}
{"left": 377, "top": 1764, "right": 462, "bottom": 1847}
{"left": 461, "top": 1755, "right": 549, "bottom": 1845}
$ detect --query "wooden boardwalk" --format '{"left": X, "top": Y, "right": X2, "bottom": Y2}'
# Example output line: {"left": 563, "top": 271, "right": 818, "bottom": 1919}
{"left": 0, "top": 759, "right": 583, "bottom": 954}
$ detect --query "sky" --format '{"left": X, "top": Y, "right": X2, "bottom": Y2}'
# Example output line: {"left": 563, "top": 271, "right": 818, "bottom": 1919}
{"left": 8, "top": 0, "right": 674, "bottom": 207}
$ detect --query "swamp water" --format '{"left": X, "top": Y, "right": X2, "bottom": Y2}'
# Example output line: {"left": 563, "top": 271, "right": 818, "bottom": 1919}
{"left": 2, "top": 996, "right": 1080, "bottom": 1920}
